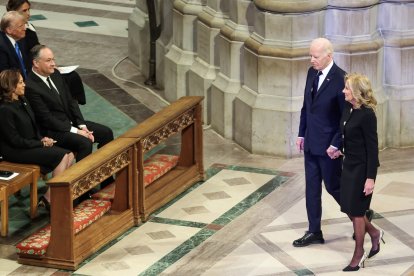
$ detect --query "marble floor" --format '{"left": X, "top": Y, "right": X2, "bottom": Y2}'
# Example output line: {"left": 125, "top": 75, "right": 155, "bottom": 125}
{"left": 0, "top": 0, "right": 414, "bottom": 275}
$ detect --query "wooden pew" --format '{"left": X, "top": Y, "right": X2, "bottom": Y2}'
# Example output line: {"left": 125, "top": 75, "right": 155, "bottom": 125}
{"left": 121, "top": 96, "right": 204, "bottom": 221}
{"left": 16, "top": 96, "right": 204, "bottom": 270}
{"left": 17, "top": 138, "right": 137, "bottom": 270}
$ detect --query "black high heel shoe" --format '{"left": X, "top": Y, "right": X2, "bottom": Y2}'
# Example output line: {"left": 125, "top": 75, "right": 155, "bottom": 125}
{"left": 368, "top": 229, "right": 385, "bottom": 258}
{"left": 38, "top": 196, "right": 51, "bottom": 211}
{"left": 343, "top": 252, "right": 367, "bottom": 272}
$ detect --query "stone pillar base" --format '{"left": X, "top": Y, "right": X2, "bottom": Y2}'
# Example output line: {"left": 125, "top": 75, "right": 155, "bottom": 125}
{"left": 128, "top": 7, "right": 149, "bottom": 77}
{"left": 164, "top": 45, "right": 197, "bottom": 102}
{"left": 188, "top": 58, "right": 218, "bottom": 124}
{"left": 234, "top": 86, "right": 299, "bottom": 157}
{"left": 211, "top": 73, "right": 241, "bottom": 138}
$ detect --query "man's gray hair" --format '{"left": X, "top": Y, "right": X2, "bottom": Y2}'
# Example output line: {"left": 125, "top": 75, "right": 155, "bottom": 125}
{"left": 31, "top": 44, "right": 48, "bottom": 61}
{"left": 0, "top": 11, "right": 24, "bottom": 32}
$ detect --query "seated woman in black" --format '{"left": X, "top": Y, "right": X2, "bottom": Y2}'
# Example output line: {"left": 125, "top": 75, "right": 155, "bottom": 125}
{"left": 0, "top": 69, "right": 74, "bottom": 208}
{"left": 6, "top": 0, "right": 87, "bottom": 105}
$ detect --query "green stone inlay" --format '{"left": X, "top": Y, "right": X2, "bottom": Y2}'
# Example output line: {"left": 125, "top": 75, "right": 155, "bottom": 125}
{"left": 140, "top": 165, "right": 290, "bottom": 275}
{"left": 294, "top": 268, "right": 315, "bottom": 275}
{"left": 74, "top": 20, "right": 99, "bottom": 27}
{"left": 150, "top": 217, "right": 207, "bottom": 229}
{"left": 213, "top": 175, "right": 288, "bottom": 226}
{"left": 372, "top": 212, "right": 382, "bottom": 220}
{"left": 139, "top": 228, "right": 216, "bottom": 276}
{"left": 29, "top": 14, "right": 47, "bottom": 21}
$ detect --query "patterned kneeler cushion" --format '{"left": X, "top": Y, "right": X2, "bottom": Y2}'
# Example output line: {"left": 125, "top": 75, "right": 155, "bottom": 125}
{"left": 16, "top": 199, "right": 111, "bottom": 256}
{"left": 91, "top": 154, "right": 179, "bottom": 201}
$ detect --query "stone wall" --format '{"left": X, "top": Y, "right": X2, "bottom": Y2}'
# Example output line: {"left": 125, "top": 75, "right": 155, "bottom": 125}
{"left": 128, "top": 0, "right": 414, "bottom": 157}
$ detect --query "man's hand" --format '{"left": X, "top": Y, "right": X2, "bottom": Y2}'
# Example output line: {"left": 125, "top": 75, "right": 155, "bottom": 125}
{"left": 326, "top": 146, "right": 342, "bottom": 159}
{"left": 77, "top": 127, "right": 94, "bottom": 142}
{"left": 296, "top": 137, "right": 304, "bottom": 153}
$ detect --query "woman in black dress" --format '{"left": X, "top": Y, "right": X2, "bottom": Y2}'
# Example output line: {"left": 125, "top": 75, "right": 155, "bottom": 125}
{"left": 336, "top": 73, "right": 384, "bottom": 271}
{"left": 6, "top": 0, "right": 87, "bottom": 105}
{"left": 0, "top": 69, "right": 74, "bottom": 206}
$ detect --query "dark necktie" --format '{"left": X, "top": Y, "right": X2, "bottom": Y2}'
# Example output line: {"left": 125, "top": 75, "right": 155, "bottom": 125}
{"left": 312, "top": 71, "right": 322, "bottom": 99}
{"left": 46, "top": 77, "right": 59, "bottom": 95}
{"left": 14, "top": 43, "right": 27, "bottom": 78}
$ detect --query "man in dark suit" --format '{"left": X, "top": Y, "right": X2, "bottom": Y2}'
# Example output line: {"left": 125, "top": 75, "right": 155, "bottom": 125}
{"left": 293, "top": 38, "right": 346, "bottom": 247}
{"left": 25, "top": 44, "right": 113, "bottom": 163}
{"left": 0, "top": 11, "right": 31, "bottom": 78}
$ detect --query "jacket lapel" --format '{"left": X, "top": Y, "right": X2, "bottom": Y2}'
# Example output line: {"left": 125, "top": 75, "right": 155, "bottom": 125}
{"left": 50, "top": 73, "right": 73, "bottom": 118}
{"left": 314, "top": 64, "right": 337, "bottom": 100}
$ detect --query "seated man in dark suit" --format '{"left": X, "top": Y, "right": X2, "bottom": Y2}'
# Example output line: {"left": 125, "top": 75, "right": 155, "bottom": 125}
{"left": 0, "top": 11, "right": 31, "bottom": 77}
{"left": 25, "top": 44, "right": 114, "bottom": 165}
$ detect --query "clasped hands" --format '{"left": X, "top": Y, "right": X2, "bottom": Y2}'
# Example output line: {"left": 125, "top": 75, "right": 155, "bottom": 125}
{"left": 326, "top": 146, "right": 342, "bottom": 159}
{"left": 41, "top": 137, "right": 56, "bottom": 147}
{"left": 77, "top": 127, "right": 94, "bottom": 142}
{"left": 296, "top": 138, "right": 342, "bottom": 159}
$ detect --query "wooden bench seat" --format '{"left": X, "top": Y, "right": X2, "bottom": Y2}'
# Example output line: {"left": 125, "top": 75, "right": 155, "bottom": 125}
{"left": 17, "top": 138, "right": 137, "bottom": 270}
{"left": 15, "top": 96, "right": 204, "bottom": 270}
{"left": 16, "top": 199, "right": 111, "bottom": 256}
{"left": 121, "top": 96, "right": 205, "bottom": 221}
{"left": 91, "top": 154, "right": 179, "bottom": 201}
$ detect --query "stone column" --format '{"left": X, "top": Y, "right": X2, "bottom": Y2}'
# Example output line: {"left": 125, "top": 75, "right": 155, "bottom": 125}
{"left": 164, "top": 0, "right": 205, "bottom": 102}
{"left": 128, "top": 0, "right": 150, "bottom": 77}
{"left": 156, "top": 0, "right": 174, "bottom": 89}
{"left": 210, "top": 0, "right": 254, "bottom": 138}
{"left": 326, "top": 0, "right": 385, "bottom": 149}
{"left": 234, "top": 0, "right": 328, "bottom": 157}
{"left": 379, "top": 0, "right": 414, "bottom": 147}
{"left": 187, "top": 0, "right": 229, "bottom": 124}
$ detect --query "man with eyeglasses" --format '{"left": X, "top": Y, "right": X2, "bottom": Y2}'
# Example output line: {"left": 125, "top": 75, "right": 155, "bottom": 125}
{"left": 0, "top": 11, "right": 30, "bottom": 78}
{"left": 25, "top": 44, "right": 114, "bottom": 164}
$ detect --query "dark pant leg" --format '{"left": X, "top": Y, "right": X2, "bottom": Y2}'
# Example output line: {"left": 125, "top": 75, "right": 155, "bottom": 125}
{"left": 320, "top": 155, "right": 342, "bottom": 204}
{"left": 85, "top": 121, "right": 114, "bottom": 149}
{"left": 304, "top": 151, "right": 323, "bottom": 233}
{"left": 49, "top": 131, "right": 93, "bottom": 161}
{"left": 84, "top": 121, "right": 114, "bottom": 188}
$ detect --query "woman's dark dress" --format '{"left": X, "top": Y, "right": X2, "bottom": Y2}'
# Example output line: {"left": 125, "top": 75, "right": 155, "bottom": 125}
{"left": 340, "top": 102, "right": 379, "bottom": 216}
{"left": 0, "top": 98, "right": 70, "bottom": 174}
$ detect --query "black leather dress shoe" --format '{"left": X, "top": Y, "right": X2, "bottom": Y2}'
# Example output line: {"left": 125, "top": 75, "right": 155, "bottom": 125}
{"left": 293, "top": 231, "right": 324, "bottom": 247}
{"left": 353, "top": 209, "right": 374, "bottom": 240}
{"left": 38, "top": 196, "right": 50, "bottom": 211}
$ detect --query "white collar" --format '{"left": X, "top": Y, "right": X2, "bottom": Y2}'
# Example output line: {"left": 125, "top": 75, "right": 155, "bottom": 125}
{"left": 32, "top": 69, "right": 50, "bottom": 85}
{"left": 6, "top": 34, "right": 17, "bottom": 47}
{"left": 321, "top": 60, "right": 334, "bottom": 76}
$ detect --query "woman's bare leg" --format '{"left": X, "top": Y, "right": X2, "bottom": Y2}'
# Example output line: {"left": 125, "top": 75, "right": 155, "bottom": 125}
{"left": 43, "top": 153, "right": 72, "bottom": 201}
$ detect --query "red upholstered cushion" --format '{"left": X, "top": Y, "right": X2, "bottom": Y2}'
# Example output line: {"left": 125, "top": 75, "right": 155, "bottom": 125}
{"left": 73, "top": 199, "right": 112, "bottom": 234}
{"left": 143, "top": 154, "right": 179, "bottom": 187}
{"left": 16, "top": 199, "right": 111, "bottom": 256}
{"left": 16, "top": 225, "right": 51, "bottom": 256}
{"left": 91, "top": 182, "right": 116, "bottom": 201}
{"left": 91, "top": 154, "right": 179, "bottom": 200}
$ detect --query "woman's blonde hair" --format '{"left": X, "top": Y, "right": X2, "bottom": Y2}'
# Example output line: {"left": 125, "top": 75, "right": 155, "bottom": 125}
{"left": 345, "top": 73, "right": 377, "bottom": 111}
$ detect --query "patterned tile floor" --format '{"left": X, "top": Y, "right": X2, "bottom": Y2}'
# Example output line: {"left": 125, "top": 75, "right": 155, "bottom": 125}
{"left": 0, "top": 1, "right": 414, "bottom": 275}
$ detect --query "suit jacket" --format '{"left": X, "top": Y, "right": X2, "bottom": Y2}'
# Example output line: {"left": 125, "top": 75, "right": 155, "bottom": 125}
{"left": 0, "top": 32, "right": 31, "bottom": 78}
{"left": 25, "top": 70, "right": 85, "bottom": 135}
{"left": 0, "top": 98, "right": 42, "bottom": 150}
{"left": 340, "top": 102, "right": 379, "bottom": 178}
{"left": 298, "top": 63, "right": 346, "bottom": 155}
